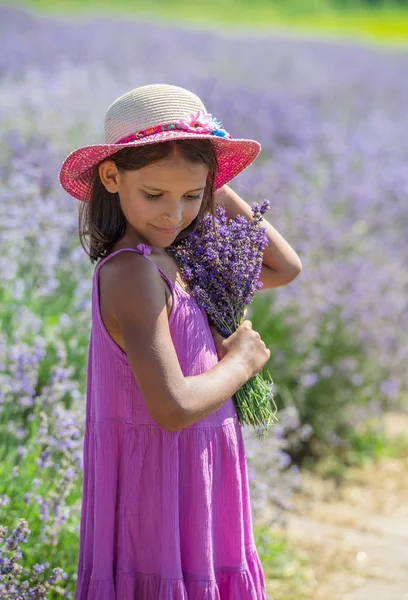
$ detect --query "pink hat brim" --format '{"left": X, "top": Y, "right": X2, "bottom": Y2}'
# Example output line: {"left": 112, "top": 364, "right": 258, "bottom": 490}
{"left": 59, "top": 129, "right": 261, "bottom": 201}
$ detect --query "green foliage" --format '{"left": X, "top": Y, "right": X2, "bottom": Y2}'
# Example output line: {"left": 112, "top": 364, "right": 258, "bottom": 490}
{"left": 346, "top": 422, "right": 408, "bottom": 463}
{"left": 254, "top": 525, "right": 310, "bottom": 599}
{"left": 0, "top": 422, "right": 80, "bottom": 596}
{"left": 249, "top": 292, "right": 382, "bottom": 457}
{"left": 302, "top": 417, "right": 408, "bottom": 482}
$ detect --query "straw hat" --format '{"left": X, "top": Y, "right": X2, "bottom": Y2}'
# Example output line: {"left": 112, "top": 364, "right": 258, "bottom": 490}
{"left": 59, "top": 83, "right": 261, "bottom": 202}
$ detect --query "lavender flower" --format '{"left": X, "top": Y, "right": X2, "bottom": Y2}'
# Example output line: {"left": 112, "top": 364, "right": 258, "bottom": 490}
{"left": 167, "top": 199, "right": 278, "bottom": 437}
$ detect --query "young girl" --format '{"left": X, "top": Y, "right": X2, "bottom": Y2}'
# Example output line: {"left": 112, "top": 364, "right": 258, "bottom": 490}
{"left": 59, "top": 83, "right": 302, "bottom": 599}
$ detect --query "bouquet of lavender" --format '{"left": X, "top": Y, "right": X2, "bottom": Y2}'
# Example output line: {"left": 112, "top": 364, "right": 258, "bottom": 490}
{"left": 167, "top": 198, "right": 278, "bottom": 439}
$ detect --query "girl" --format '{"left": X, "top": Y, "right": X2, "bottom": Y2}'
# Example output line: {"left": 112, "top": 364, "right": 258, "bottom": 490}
{"left": 59, "top": 83, "right": 302, "bottom": 599}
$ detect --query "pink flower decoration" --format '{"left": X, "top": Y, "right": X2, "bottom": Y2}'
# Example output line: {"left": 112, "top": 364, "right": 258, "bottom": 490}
{"left": 136, "top": 243, "right": 152, "bottom": 256}
{"left": 177, "top": 110, "right": 216, "bottom": 133}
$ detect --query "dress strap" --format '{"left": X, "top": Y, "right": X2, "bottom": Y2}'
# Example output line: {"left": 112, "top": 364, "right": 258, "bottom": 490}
{"left": 93, "top": 245, "right": 176, "bottom": 292}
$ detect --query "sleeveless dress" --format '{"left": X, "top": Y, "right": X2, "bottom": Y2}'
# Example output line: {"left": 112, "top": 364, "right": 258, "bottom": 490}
{"left": 74, "top": 245, "right": 267, "bottom": 600}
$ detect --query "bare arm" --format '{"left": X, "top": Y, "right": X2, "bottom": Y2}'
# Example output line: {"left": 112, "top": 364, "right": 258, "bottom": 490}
{"left": 106, "top": 253, "right": 248, "bottom": 432}
{"left": 216, "top": 184, "right": 303, "bottom": 288}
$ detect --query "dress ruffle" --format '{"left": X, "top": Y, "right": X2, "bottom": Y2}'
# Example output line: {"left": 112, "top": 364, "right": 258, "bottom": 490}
{"left": 76, "top": 548, "right": 266, "bottom": 600}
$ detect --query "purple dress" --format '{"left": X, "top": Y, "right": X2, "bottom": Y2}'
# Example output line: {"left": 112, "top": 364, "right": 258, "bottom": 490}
{"left": 74, "top": 245, "right": 266, "bottom": 599}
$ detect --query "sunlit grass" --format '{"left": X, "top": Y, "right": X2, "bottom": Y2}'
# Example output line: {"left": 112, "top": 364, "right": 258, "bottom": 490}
{"left": 4, "top": 0, "right": 408, "bottom": 46}
{"left": 254, "top": 525, "right": 310, "bottom": 600}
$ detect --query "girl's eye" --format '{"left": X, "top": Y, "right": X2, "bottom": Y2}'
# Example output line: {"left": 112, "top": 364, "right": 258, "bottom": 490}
{"left": 144, "top": 192, "right": 201, "bottom": 201}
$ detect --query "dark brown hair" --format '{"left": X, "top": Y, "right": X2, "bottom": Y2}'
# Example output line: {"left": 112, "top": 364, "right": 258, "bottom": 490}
{"left": 79, "top": 139, "right": 219, "bottom": 264}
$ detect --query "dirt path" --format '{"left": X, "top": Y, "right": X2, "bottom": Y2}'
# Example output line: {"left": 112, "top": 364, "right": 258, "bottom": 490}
{"left": 261, "top": 415, "right": 408, "bottom": 599}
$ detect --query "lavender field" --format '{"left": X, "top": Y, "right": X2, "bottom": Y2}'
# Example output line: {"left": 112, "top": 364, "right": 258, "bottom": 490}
{"left": 0, "top": 5, "right": 407, "bottom": 598}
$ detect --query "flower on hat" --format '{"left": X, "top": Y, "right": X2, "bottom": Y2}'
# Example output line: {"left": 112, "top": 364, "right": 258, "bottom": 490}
{"left": 177, "top": 111, "right": 231, "bottom": 138}
{"left": 178, "top": 110, "right": 213, "bottom": 131}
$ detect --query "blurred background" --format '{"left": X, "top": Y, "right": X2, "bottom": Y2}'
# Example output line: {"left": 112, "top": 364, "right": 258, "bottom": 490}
{"left": 0, "top": 1, "right": 407, "bottom": 599}
{"left": 7, "top": 0, "right": 408, "bottom": 45}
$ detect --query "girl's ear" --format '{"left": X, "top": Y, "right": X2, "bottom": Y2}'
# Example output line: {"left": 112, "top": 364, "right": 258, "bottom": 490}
{"left": 98, "top": 160, "right": 121, "bottom": 194}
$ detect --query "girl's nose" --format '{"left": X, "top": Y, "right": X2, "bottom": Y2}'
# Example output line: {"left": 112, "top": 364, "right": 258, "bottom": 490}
{"left": 162, "top": 210, "right": 183, "bottom": 226}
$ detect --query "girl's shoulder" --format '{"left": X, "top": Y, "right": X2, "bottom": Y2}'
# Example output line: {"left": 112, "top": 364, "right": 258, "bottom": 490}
{"left": 94, "top": 245, "right": 143, "bottom": 274}
{"left": 96, "top": 247, "right": 174, "bottom": 327}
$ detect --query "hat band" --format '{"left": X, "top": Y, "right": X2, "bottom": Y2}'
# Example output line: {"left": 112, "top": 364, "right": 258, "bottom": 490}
{"left": 113, "top": 110, "right": 232, "bottom": 145}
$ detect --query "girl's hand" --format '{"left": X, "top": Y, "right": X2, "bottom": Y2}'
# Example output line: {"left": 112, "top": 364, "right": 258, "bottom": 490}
{"left": 210, "top": 309, "right": 248, "bottom": 361}
{"left": 221, "top": 318, "right": 270, "bottom": 380}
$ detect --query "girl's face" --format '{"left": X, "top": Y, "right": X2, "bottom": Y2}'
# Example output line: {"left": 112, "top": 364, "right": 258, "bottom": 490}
{"left": 99, "top": 146, "right": 209, "bottom": 250}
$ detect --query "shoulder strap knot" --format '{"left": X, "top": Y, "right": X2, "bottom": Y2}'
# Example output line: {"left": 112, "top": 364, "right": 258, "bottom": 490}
{"left": 136, "top": 243, "right": 152, "bottom": 256}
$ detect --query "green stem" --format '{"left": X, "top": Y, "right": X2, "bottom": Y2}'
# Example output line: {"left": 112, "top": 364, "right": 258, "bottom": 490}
{"left": 233, "top": 370, "right": 278, "bottom": 439}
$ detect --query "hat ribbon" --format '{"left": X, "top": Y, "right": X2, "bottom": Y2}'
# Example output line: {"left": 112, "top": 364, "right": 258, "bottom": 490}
{"left": 114, "top": 110, "right": 232, "bottom": 145}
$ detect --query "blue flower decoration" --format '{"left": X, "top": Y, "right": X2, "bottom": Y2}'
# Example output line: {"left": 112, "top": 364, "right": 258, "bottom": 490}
{"left": 210, "top": 116, "right": 223, "bottom": 128}
{"left": 212, "top": 129, "right": 230, "bottom": 137}
{"left": 209, "top": 115, "right": 231, "bottom": 138}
